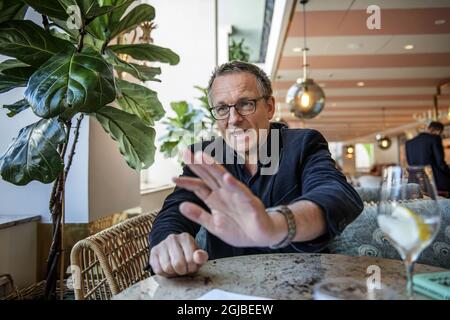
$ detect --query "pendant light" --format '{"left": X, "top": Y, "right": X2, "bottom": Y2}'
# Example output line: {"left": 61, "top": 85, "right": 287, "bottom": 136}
{"left": 286, "top": 0, "right": 325, "bottom": 119}
{"left": 376, "top": 108, "right": 392, "bottom": 150}
{"left": 345, "top": 145, "right": 355, "bottom": 159}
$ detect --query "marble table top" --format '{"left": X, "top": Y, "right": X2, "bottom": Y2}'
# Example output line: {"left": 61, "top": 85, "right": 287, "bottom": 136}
{"left": 113, "top": 253, "right": 445, "bottom": 300}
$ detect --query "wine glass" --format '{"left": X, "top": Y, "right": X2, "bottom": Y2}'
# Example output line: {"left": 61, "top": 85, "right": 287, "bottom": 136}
{"left": 377, "top": 165, "right": 441, "bottom": 298}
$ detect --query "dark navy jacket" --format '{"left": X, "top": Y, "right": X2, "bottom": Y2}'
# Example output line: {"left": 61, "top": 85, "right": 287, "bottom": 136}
{"left": 149, "top": 123, "right": 363, "bottom": 260}
{"left": 406, "top": 132, "right": 450, "bottom": 193}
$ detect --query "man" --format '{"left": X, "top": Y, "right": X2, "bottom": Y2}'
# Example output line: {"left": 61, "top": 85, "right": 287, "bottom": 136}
{"left": 148, "top": 61, "right": 363, "bottom": 277}
{"left": 406, "top": 121, "right": 450, "bottom": 194}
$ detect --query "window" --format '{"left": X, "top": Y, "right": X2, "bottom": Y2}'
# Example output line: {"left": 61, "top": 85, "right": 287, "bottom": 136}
{"left": 355, "top": 143, "right": 375, "bottom": 172}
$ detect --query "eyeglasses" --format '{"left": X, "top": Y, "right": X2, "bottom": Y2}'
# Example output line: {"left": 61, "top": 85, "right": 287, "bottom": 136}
{"left": 210, "top": 96, "right": 267, "bottom": 120}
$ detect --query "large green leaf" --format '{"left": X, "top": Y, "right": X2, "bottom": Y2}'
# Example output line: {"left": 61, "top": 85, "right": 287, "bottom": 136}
{"left": 109, "top": 4, "right": 154, "bottom": 39}
{"left": 0, "top": 74, "right": 27, "bottom": 93}
{"left": 116, "top": 78, "right": 164, "bottom": 126}
{"left": 0, "top": 59, "right": 35, "bottom": 87}
{"left": 85, "top": 4, "right": 115, "bottom": 20}
{"left": 22, "top": 0, "right": 75, "bottom": 20}
{"left": 0, "top": 118, "right": 66, "bottom": 185}
{"left": 0, "top": 20, "right": 72, "bottom": 67}
{"left": 86, "top": 0, "right": 135, "bottom": 40}
{"left": 3, "top": 99, "right": 30, "bottom": 117}
{"left": 0, "top": 0, "right": 28, "bottom": 23}
{"left": 1, "top": 66, "right": 35, "bottom": 80}
{"left": 94, "top": 106, "right": 156, "bottom": 170}
{"left": 25, "top": 47, "right": 116, "bottom": 118}
{"left": 0, "top": 59, "right": 29, "bottom": 72}
{"left": 105, "top": 0, "right": 135, "bottom": 27}
{"left": 106, "top": 50, "right": 161, "bottom": 82}
{"left": 127, "top": 63, "right": 161, "bottom": 82}
{"left": 171, "top": 101, "right": 189, "bottom": 119}
{"left": 109, "top": 43, "right": 180, "bottom": 65}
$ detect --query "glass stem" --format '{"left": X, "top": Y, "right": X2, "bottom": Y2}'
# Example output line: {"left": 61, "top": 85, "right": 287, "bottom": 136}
{"left": 404, "top": 259, "right": 415, "bottom": 298}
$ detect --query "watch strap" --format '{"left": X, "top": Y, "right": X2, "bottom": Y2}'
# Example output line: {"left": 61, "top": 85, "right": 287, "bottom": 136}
{"left": 266, "top": 205, "right": 296, "bottom": 249}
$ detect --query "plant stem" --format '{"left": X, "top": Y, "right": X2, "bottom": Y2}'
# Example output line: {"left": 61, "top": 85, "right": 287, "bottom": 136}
{"left": 48, "top": 121, "right": 71, "bottom": 214}
{"left": 77, "top": 24, "right": 86, "bottom": 52}
{"left": 45, "top": 119, "right": 73, "bottom": 299}
{"left": 65, "top": 114, "right": 84, "bottom": 178}
{"left": 101, "top": 38, "right": 110, "bottom": 55}
{"left": 42, "top": 15, "right": 50, "bottom": 31}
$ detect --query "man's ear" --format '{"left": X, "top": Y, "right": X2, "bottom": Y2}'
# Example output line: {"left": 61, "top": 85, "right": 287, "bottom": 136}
{"left": 266, "top": 96, "right": 276, "bottom": 119}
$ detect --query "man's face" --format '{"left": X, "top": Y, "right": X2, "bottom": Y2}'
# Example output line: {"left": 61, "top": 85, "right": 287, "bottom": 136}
{"left": 209, "top": 72, "right": 275, "bottom": 155}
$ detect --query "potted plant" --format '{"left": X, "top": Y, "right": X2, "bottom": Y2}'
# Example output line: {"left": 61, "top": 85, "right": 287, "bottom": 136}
{"left": 0, "top": 0, "right": 179, "bottom": 299}
{"left": 160, "top": 86, "right": 216, "bottom": 162}
{"left": 228, "top": 38, "right": 251, "bottom": 62}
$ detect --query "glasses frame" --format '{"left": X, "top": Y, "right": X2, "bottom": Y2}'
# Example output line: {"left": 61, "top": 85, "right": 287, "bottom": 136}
{"left": 210, "top": 96, "right": 268, "bottom": 120}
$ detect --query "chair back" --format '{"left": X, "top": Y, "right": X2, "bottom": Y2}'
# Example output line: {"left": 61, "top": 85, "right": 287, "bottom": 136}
{"left": 70, "top": 211, "right": 158, "bottom": 300}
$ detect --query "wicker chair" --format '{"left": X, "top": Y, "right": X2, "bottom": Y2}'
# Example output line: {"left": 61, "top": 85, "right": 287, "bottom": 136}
{"left": 70, "top": 211, "right": 158, "bottom": 300}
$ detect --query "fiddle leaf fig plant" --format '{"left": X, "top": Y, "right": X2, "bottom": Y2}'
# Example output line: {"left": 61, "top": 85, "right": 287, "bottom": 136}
{"left": 0, "top": 0, "right": 179, "bottom": 299}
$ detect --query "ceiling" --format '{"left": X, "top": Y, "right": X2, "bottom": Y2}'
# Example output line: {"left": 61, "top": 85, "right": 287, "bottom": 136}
{"left": 273, "top": 0, "right": 450, "bottom": 142}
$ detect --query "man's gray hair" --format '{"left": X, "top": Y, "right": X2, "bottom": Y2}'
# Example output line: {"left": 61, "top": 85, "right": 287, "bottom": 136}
{"left": 207, "top": 60, "right": 273, "bottom": 106}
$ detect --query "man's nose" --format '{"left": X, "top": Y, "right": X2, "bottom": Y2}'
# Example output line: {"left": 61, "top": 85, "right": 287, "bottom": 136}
{"left": 228, "top": 107, "right": 243, "bottom": 124}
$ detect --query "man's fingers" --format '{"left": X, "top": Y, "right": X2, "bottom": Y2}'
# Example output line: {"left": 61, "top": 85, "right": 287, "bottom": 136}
{"left": 165, "top": 236, "right": 189, "bottom": 276}
{"left": 193, "top": 249, "right": 209, "bottom": 265}
{"left": 183, "top": 150, "right": 221, "bottom": 190}
{"left": 157, "top": 246, "right": 177, "bottom": 276}
{"left": 223, "top": 172, "right": 251, "bottom": 195}
{"left": 179, "top": 202, "right": 214, "bottom": 231}
{"left": 173, "top": 176, "right": 211, "bottom": 199}
{"left": 200, "top": 152, "right": 229, "bottom": 183}
{"left": 150, "top": 251, "right": 171, "bottom": 277}
{"left": 178, "top": 234, "right": 202, "bottom": 274}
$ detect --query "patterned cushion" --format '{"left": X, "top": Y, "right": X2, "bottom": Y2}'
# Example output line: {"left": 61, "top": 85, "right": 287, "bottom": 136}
{"left": 329, "top": 199, "right": 450, "bottom": 269}
{"left": 354, "top": 183, "right": 422, "bottom": 203}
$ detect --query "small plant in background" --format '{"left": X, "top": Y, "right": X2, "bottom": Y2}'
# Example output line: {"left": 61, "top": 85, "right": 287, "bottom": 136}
{"left": 228, "top": 38, "right": 251, "bottom": 62}
{"left": 159, "top": 86, "right": 216, "bottom": 162}
{"left": 0, "top": 0, "right": 179, "bottom": 299}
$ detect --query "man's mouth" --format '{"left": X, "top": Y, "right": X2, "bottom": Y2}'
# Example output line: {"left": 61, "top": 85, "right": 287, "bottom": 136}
{"left": 229, "top": 128, "right": 248, "bottom": 137}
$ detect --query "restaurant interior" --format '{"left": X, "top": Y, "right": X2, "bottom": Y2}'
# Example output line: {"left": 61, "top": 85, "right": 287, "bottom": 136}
{"left": 0, "top": 0, "right": 449, "bottom": 301}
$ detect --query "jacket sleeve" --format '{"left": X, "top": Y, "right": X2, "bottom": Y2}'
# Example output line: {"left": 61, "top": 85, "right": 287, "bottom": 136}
{"left": 289, "top": 130, "right": 364, "bottom": 247}
{"left": 431, "top": 136, "right": 450, "bottom": 176}
{"left": 148, "top": 164, "right": 208, "bottom": 248}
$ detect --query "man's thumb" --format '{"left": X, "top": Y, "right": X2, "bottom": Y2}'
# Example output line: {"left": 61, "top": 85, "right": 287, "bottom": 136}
{"left": 193, "top": 249, "right": 209, "bottom": 265}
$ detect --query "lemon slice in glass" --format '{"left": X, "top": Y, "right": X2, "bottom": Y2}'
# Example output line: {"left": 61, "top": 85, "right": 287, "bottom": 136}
{"left": 378, "top": 206, "right": 430, "bottom": 251}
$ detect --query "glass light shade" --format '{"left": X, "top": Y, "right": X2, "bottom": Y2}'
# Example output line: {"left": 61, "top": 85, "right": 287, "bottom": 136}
{"left": 286, "top": 78, "right": 325, "bottom": 119}
{"left": 345, "top": 145, "right": 355, "bottom": 159}
{"left": 376, "top": 135, "right": 392, "bottom": 150}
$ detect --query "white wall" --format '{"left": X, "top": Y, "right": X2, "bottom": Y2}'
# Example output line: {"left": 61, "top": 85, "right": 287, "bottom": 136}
{"left": 88, "top": 118, "right": 140, "bottom": 222}
{"left": 147, "top": 0, "right": 217, "bottom": 106}
{"left": 141, "top": 0, "right": 217, "bottom": 188}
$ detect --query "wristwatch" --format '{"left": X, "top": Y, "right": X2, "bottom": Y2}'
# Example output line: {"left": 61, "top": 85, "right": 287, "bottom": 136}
{"left": 266, "top": 205, "right": 297, "bottom": 249}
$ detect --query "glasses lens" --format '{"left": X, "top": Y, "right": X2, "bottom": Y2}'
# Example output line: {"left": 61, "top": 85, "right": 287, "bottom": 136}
{"left": 212, "top": 105, "right": 229, "bottom": 119}
{"left": 236, "top": 100, "right": 256, "bottom": 115}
